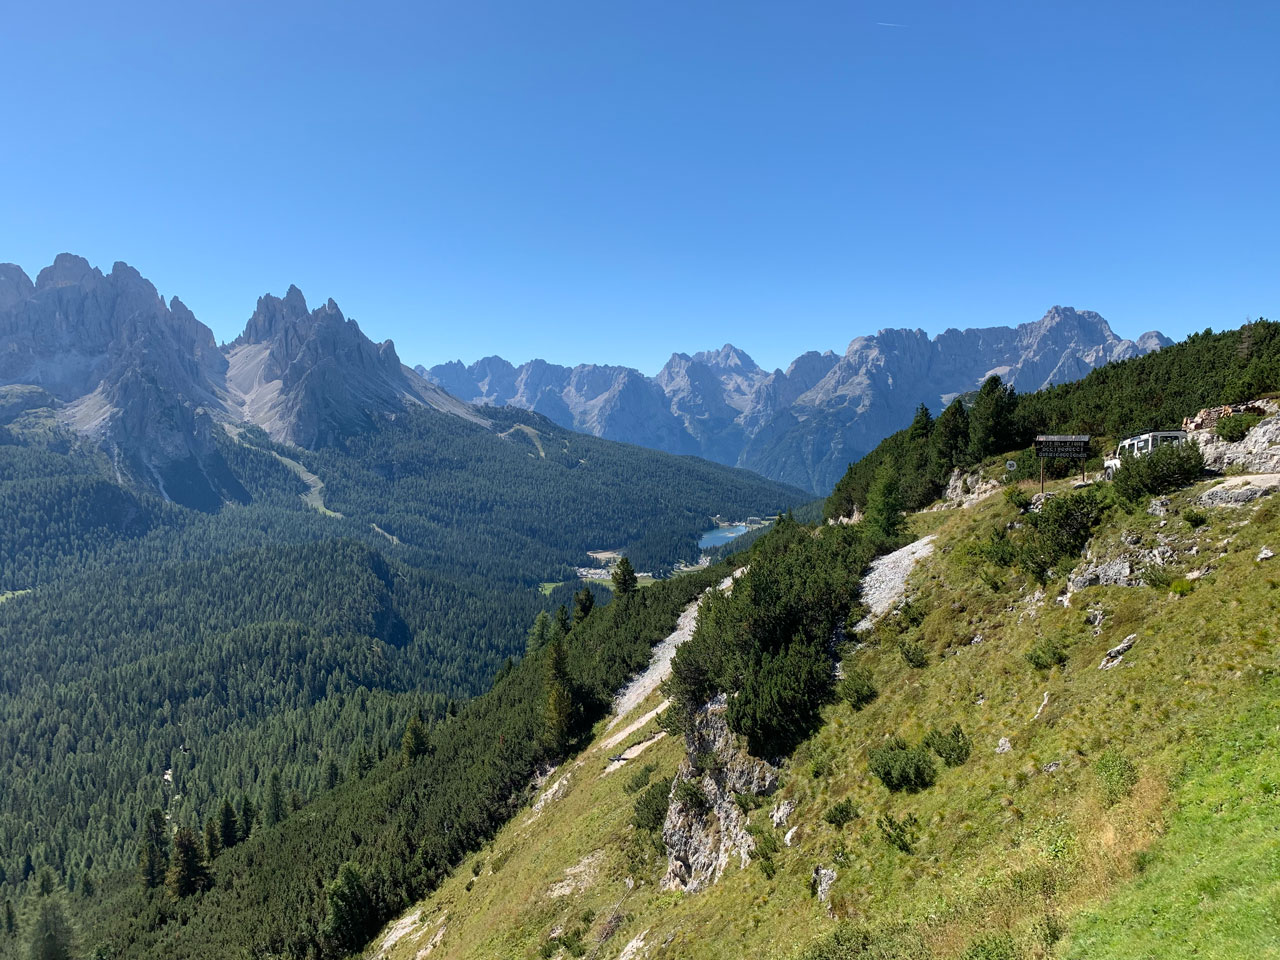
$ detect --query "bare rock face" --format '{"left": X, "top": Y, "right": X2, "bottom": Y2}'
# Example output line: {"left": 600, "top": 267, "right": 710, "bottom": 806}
{"left": 1192, "top": 402, "right": 1280, "bottom": 474}
{"left": 661, "top": 696, "right": 778, "bottom": 893}
{"left": 424, "top": 308, "right": 1166, "bottom": 494}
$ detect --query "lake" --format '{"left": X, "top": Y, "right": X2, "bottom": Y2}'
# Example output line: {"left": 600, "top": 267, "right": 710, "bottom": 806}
{"left": 698, "top": 524, "right": 749, "bottom": 549}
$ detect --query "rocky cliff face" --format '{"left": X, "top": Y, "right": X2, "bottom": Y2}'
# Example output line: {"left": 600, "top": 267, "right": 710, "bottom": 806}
{"left": 422, "top": 309, "right": 1170, "bottom": 493}
{"left": 661, "top": 696, "right": 779, "bottom": 893}
{"left": 0, "top": 255, "right": 482, "bottom": 507}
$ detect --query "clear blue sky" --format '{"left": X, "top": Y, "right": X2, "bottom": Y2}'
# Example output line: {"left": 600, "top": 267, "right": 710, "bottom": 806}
{"left": 2, "top": 1, "right": 1276, "bottom": 374}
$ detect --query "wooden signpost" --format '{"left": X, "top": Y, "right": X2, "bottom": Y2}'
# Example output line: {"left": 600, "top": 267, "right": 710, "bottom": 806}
{"left": 1033, "top": 435, "right": 1090, "bottom": 494}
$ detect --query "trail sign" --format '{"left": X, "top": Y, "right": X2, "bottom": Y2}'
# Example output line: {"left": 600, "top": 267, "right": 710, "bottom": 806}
{"left": 1005, "top": 460, "right": 1018, "bottom": 472}
{"left": 1034, "top": 435, "right": 1090, "bottom": 459}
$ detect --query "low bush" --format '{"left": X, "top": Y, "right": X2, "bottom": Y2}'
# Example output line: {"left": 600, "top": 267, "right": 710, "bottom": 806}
{"left": 923, "top": 723, "right": 972, "bottom": 767}
{"left": 1017, "top": 487, "right": 1111, "bottom": 583}
{"left": 1215, "top": 412, "right": 1262, "bottom": 441}
{"left": 868, "top": 736, "right": 937, "bottom": 793}
{"left": 623, "top": 762, "right": 656, "bottom": 795}
{"left": 837, "top": 666, "right": 878, "bottom": 709}
{"left": 824, "top": 798, "right": 858, "bottom": 828}
{"left": 897, "top": 638, "right": 929, "bottom": 668}
{"left": 1112, "top": 441, "right": 1205, "bottom": 502}
{"left": 632, "top": 777, "right": 673, "bottom": 833}
{"left": 876, "top": 810, "right": 921, "bottom": 853}
{"left": 1025, "top": 635, "right": 1068, "bottom": 670}
{"left": 673, "top": 779, "right": 710, "bottom": 816}
{"left": 1183, "top": 507, "right": 1209, "bottom": 529}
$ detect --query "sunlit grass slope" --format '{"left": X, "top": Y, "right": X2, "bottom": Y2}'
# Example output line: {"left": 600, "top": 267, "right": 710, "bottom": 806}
{"left": 370, "top": 474, "right": 1280, "bottom": 960}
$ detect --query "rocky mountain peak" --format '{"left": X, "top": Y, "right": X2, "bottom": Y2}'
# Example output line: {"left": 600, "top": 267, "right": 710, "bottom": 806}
{"left": 35, "top": 253, "right": 101, "bottom": 291}
{"left": 691, "top": 343, "right": 761, "bottom": 375}
{"left": 0, "top": 263, "right": 34, "bottom": 312}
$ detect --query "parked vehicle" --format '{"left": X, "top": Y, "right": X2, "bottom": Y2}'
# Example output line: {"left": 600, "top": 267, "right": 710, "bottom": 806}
{"left": 1103, "top": 430, "right": 1187, "bottom": 479}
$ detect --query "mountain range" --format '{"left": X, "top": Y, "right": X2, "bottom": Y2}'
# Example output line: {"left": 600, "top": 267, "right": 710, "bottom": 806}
{"left": 421, "top": 310, "right": 1170, "bottom": 492}
{"left": 0, "top": 254, "right": 480, "bottom": 508}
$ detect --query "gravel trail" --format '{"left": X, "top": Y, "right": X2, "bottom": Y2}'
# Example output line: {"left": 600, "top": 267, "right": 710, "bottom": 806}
{"left": 853, "top": 535, "right": 936, "bottom": 631}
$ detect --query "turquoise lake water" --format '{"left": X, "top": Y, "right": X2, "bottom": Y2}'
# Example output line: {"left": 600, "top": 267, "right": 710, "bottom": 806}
{"left": 698, "top": 524, "right": 749, "bottom": 549}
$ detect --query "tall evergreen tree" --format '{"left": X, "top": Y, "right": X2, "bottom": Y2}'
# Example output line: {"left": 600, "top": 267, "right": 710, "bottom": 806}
{"left": 542, "top": 639, "right": 574, "bottom": 758}
{"left": 401, "top": 715, "right": 429, "bottom": 765}
{"left": 238, "top": 796, "right": 257, "bottom": 843}
{"left": 967, "top": 375, "right": 1017, "bottom": 461}
{"left": 137, "top": 808, "right": 168, "bottom": 889}
{"left": 217, "top": 798, "right": 239, "bottom": 851}
{"left": 611, "top": 557, "right": 638, "bottom": 595}
{"left": 264, "top": 771, "right": 286, "bottom": 827}
{"left": 572, "top": 586, "right": 595, "bottom": 625}
{"left": 165, "top": 827, "right": 211, "bottom": 899}
{"left": 3, "top": 897, "right": 15, "bottom": 936}
{"left": 25, "top": 897, "right": 73, "bottom": 960}
{"left": 525, "top": 610, "right": 553, "bottom": 654}
{"left": 320, "top": 862, "right": 375, "bottom": 956}
{"left": 323, "top": 757, "right": 342, "bottom": 790}
{"left": 203, "top": 817, "right": 222, "bottom": 861}
{"left": 932, "top": 397, "right": 971, "bottom": 473}
{"left": 553, "top": 603, "right": 572, "bottom": 638}
{"left": 863, "top": 462, "right": 905, "bottom": 546}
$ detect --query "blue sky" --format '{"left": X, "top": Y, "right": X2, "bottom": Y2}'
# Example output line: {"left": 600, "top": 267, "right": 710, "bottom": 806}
{"left": 2, "top": 1, "right": 1276, "bottom": 374}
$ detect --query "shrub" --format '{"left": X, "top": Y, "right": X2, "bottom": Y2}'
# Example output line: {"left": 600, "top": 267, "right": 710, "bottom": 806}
{"left": 1094, "top": 749, "right": 1138, "bottom": 806}
{"left": 1004, "top": 486, "right": 1032, "bottom": 511}
{"left": 1112, "top": 441, "right": 1205, "bottom": 502}
{"left": 1170, "top": 578, "right": 1194, "bottom": 596}
{"left": 868, "top": 736, "right": 937, "bottom": 793}
{"left": 824, "top": 798, "right": 859, "bottom": 828}
{"left": 1215, "top": 413, "right": 1262, "bottom": 441}
{"left": 962, "top": 933, "right": 1018, "bottom": 960}
{"left": 837, "top": 667, "right": 878, "bottom": 710}
{"left": 674, "top": 779, "right": 710, "bottom": 816}
{"left": 979, "top": 528, "right": 1019, "bottom": 567}
{"left": 623, "top": 762, "right": 656, "bottom": 795}
{"left": 876, "top": 810, "right": 920, "bottom": 853}
{"left": 1141, "top": 564, "right": 1173, "bottom": 589}
{"left": 1025, "top": 635, "right": 1068, "bottom": 670}
{"left": 897, "top": 638, "right": 929, "bottom": 668}
{"left": 1017, "top": 487, "right": 1111, "bottom": 583}
{"left": 1183, "top": 508, "right": 1209, "bottom": 529}
{"left": 923, "top": 723, "right": 972, "bottom": 767}
{"left": 632, "top": 777, "right": 673, "bottom": 833}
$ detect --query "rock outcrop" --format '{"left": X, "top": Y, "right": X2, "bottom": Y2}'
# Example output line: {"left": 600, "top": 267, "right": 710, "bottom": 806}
{"left": 422, "top": 308, "right": 1167, "bottom": 493}
{"left": 661, "top": 696, "right": 778, "bottom": 893}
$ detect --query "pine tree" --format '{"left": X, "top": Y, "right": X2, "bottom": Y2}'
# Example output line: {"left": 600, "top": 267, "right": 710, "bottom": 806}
{"left": 35, "top": 867, "right": 55, "bottom": 897}
{"left": 525, "top": 610, "right": 553, "bottom": 654}
{"left": 401, "top": 715, "right": 429, "bottom": 765}
{"left": 320, "top": 861, "right": 375, "bottom": 955}
{"left": 289, "top": 789, "right": 305, "bottom": 812}
{"left": 553, "top": 604, "right": 571, "bottom": 638}
{"left": 324, "top": 757, "right": 341, "bottom": 790}
{"left": 238, "top": 796, "right": 257, "bottom": 843}
{"left": 967, "top": 375, "right": 1017, "bottom": 461}
{"left": 264, "top": 770, "right": 286, "bottom": 827}
{"left": 932, "top": 397, "right": 971, "bottom": 474}
{"left": 203, "top": 816, "right": 222, "bottom": 861}
{"left": 349, "top": 744, "right": 373, "bottom": 780}
{"left": 611, "top": 557, "right": 638, "bottom": 595}
{"left": 25, "top": 897, "right": 73, "bottom": 960}
{"left": 138, "top": 808, "right": 169, "bottom": 889}
{"left": 165, "top": 826, "right": 211, "bottom": 899}
{"left": 572, "top": 587, "right": 595, "bottom": 625}
{"left": 218, "top": 798, "right": 239, "bottom": 851}
{"left": 863, "top": 462, "right": 905, "bottom": 545}
{"left": 3, "top": 897, "right": 15, "bottom": 936}
{"left": 542, "top": 639, "right": 573, "bottom": 758}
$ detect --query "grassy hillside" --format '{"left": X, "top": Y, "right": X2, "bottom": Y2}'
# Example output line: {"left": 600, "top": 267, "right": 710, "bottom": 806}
{"left": 369, "top": 469, "right": 1280, "bottom": 960}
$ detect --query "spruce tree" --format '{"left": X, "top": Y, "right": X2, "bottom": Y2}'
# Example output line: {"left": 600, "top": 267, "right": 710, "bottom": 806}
{"left": 25, "top": 897, "right": 73, "bottom": 960}
{"left": 3, "top": 897, "right": 14, "bottom": 936}
{"left": 203, "top": 817, "right": 222, "bottom": 860}
{"left": 572, "top": 586, "right": 595, "bottom": 625}
{"left": 217, "top": 798, "right": 239, "bottom": 851}
{"left": 264, "top": 770, "right": 286, "bottom": 827}
{"left": 324, "top": 757, "right": 341, "bottom": 790}
{"left": 525, "top": 610, "right": 553, "bottom": 654}
{"left": 542, "top": 639, "right": 573, "bottom": 758}
{"left": 320, "top": 861, "right": 375, "bottom": 955}
{"left": 553, "top": 604, "right": 571, "bottom": 638}
{"left": 967, "top": 374, "right": 1017, "bottom": 461}
{"left": 238, "top": 796, "right": 257, "bottom": 843}
{"left": 401, "top": 715, "right": 429, "bottom": 765}
{"left": 863, "top": 463, "right": 905, "bottom": 546}
{"left": 165, "top": 827, "right": 211, "bottom": 899}
{"left": 611, "top": 557, "right": 638, "bottom": 595}
{"left": 138, "top": 808, "right": 168, "bottom": 889}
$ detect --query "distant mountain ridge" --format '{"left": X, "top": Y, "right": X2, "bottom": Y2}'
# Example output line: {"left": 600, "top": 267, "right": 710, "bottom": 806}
{"left": 420, "top": 307, "right": 1170, "bottom": 492}
{"left": 0, "top": 254, "right": 481, "bottom": 507}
